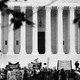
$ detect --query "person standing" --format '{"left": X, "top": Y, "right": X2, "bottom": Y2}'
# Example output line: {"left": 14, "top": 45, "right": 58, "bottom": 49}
{"left": 59, "top": 68, "right": 67, "bottom": 80}
{"left": 75, "top": 61, "right": 79, "bottom": 70}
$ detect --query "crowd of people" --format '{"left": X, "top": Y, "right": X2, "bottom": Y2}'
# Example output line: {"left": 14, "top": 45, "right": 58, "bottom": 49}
{"left": 0, "top": 62, "right": 80, "bottom": 80}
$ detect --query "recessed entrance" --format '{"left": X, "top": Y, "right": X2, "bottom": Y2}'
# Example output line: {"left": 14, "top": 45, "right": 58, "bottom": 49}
{"left": 38, "top": 32, "right": 45, "bottom": 54}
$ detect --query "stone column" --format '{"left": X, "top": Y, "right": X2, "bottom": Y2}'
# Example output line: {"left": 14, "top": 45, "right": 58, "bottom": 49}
{"left": 69, "top": 6, "right": 76, "bottom": 54}
{"left": 45, "top": 7, "right": 52, "bottom": 55}
{"left": 20, "top": 7, "right": 26, "bottom": 55}
{"left": 8, "top": 13, "right": 14, "bottom": 55}
{"left": 32, "top": 7, "right": 38, "bottom": 54}
{"left": 57, "top": 6, "right": 64, "bottom": 54}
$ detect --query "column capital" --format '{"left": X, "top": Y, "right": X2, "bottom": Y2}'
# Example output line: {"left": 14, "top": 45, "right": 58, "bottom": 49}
{"left": 69, "top": 6, "right": 75, "bottom": 15}
{"left": 45, "top": 7, "right": 52, "bottom": 10}
{"left": 57, "top": 6, "right": 64, "bottom": 14}
{"left": 32, "top": 6, "right": 38, "bottom": 16}
{"left": 69, "top": 6, "right": 76, "bottom": 10}
{"left": 57, "top": 6, "right": 64, "bottom": 10}
{"left": 32, "top": 6, "right": 38, "bottom": 10}
{"left": 21, "top": 7, "right": 26, "bottom": 13}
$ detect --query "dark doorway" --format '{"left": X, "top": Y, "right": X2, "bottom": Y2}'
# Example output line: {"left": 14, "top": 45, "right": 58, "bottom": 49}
{"left": 38, "top": 32, "right": 45, "bottom": 54}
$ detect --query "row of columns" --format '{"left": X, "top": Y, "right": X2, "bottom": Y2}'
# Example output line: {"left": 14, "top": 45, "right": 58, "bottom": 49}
{"left": 0, "top": 6, "right": 76, "bottom": 55}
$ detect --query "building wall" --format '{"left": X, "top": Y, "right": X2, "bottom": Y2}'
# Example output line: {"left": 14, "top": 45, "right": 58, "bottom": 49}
{"left": 0, "top": 0, "right": 80, "bottom": 69}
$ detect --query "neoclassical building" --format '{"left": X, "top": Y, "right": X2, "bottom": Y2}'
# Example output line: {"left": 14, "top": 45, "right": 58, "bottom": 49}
{"left": 0, "top": 0, "right": 80, "bottom": 69}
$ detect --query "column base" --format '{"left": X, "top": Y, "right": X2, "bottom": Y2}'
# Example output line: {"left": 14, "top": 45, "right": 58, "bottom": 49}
{"left": 7, "top": 52, "right": 14, "bottom": 55}
{"left": 32, "top": 51, "right": 39, "bottom": 55}
{"left": 19, "top": 51, "right": 27, "bottom": 55}
{"left": 69, "top": 51, "right": 77, "bottom": 55}
{"left": 57, "top": 51, "right": 64, "bottom": 55}
{"left": 45, "top": 51, "right": 52, "bottom": 55}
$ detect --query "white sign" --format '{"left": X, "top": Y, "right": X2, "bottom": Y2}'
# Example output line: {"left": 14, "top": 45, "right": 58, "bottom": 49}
{"left": 57, "top": 60, "right": 72, "bottom": 70}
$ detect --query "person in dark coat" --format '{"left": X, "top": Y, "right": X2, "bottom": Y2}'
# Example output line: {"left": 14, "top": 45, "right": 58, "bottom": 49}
{"left": 23, "top": 70, "right": 29, "bottom": 80}
{"left": 75, "top": 61, "right": 79, "bottom": 70}
{"left": 68, "top": 69, "right": 77, "bottom": 80}
{"left": 53, "top": 70, "right": 59, "bottom": 80}
{"left": 59, "top": 68, "right": 67, "bottom": 80}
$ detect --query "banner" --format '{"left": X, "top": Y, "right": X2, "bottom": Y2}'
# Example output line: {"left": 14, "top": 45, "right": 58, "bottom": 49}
{"left": 9, "top": 62, "right": 19, "bottom": 69}
{"left": 6, "top": 62, "right": 20, "bottom": 70}
{"left": 57, "top": 60, "right": 72, "bottom": 70}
